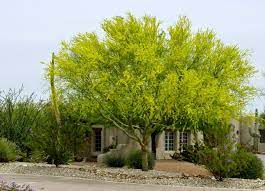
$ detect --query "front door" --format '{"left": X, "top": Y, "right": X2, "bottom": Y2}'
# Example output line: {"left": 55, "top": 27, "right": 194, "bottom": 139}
{"left": 92, "top": 128, "right": 102, "bottom": 155}
{"left": 151, "top": 132, "right": 157, "bottom": 158}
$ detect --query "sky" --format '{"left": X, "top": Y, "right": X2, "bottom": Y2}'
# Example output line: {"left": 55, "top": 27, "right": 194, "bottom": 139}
{"left": 0, "top": 0, "right": 264, "bottom": 112}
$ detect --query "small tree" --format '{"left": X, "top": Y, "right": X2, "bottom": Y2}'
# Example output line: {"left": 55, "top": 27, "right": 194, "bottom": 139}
{"left": 52, "top": 14, "right": 255, "bottom": 170}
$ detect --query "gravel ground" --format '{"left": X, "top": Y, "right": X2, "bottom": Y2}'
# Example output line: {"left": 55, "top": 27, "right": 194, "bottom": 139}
{"left": 0, "top": 162, "right": 265, "bottom": 190}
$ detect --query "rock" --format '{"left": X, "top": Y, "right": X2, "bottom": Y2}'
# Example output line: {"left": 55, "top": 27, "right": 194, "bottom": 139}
{"left": 97, "top": 153, "right": 106, "bottom": 164}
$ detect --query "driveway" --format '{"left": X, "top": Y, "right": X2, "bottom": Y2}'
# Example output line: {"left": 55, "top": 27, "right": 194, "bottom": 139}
{"left": 0, "top": 173, "right": 258, "bottom": 191}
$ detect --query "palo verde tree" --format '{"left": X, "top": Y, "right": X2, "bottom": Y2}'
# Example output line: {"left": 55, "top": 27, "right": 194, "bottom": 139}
{"left": 52, "top": 14, "right": 255, "bottom": 171}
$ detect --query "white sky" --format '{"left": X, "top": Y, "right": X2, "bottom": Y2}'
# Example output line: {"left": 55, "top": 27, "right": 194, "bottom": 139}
{"left": 0, "top": 0, "right": 264, "bottom": 112}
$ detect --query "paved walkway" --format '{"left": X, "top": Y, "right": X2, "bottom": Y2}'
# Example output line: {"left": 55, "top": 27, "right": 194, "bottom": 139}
{"left": 0, "top": 173, "right": 259, "bottom": 191}
{"left": 257, "top": 154, "right": 265, "bottom": 166}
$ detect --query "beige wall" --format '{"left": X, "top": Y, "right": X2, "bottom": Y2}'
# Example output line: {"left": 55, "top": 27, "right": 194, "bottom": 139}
{"left": 102, "top": 126, "right": 131, "bottom": 147}
{"left": 93, "top": 118, "right": 258, "bottom": 159}
{"left": 155, "top": 130, "right": 203, "bottom": 160}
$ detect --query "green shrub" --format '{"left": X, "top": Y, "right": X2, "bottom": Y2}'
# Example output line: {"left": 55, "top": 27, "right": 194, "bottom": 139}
{"left": 231, "top": 149, "right": 264, "bottom": 179}
{"left": 0, "top": 138, "right": 18, "bottom": 162}
{"left": 0, "top": 88, "right": 44, "bottom": 158}
{"left": 198, "top": 147, "right": 236, "bottom": 180}
{"left": 199, "top": 124, "right": 264, "bottom": 180}
{"left": 45, "top": 143, "right": 73, "bottom": 166}
{"left": 103, "top": 144, "right": 117, "bottom": 153}
{"left": 29, "top": 150, "right": 46, "bottom": 163}
{"left": 198, "top": 146, "right": 264, "bottom": 180}
{"left": 126, "top": 150, "right": 155, "bottom": 170}
{"left": 199, "top": 124, "right": 240, "bottom": 180}
{"left": 104, "top": 152, "right": 126, "bottom": 167}
{"left": 180, "top": 143, "right": 205, "bottom": 164}
{"left": 30, "top": 104, "right": 91, "bottom": 166}
{"left": 171, "top": 151, "right": 182, "bottom": 160}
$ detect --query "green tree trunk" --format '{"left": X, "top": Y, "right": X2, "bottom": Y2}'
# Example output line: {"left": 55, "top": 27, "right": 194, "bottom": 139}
{"left": 141, "top": 146, "right": 148, "bottom": 171}
{"left": 141, "top": 135, "right": 149, "bottom": 171}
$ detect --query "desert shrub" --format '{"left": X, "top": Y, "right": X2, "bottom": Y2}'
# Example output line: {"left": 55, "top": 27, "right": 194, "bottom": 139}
{"left": 103, "top": 152, "right": 126, "bottom": 167}
{"left": 203, "top": 124, "right": 233, "bottom": 148}
{"left": 46, "top": 144, "right": 73, "bottom": 166}
{"left": 32, "top": 141, "right": 73, "bottom": 166}
{"left": 231, "top": 149, "right": 264, "bottom": 179}
{"left": 180, "top": 143, "right": 205, "bottom": 164}
{"left": 171, "top": 151, "right": 182, "bottom": 160}
{"left": 30, "top": 106, "right": 73, "bottom": 166}
{"left": 126, "top": 150, "right": 155, "bottom": 170}
{"left": 199, "top": 146, "right": 264, "bottom": 180}
{"left": 59, "top": 104, "right": 92, "bottom": 157}
{"left": 30, "top": 102, "right": 91, "bottom": 166}
{"left": 0, "top": 138, "right": 18, "bottom": 162}
{"left": 198, "top": 124, "right": 241, "bottom": 180}
{"left": 29, "top": 150, "right": 46, "bottom": 163}
{"left": 198, "top": 146, "right": 237, "bottom": 180}
{"left": 199, "top": 123, "right": 264, "bottom": 180}
{"left": 171, "top": 142, "right": 205, "bottom": 163}
{"left": 0, "top": 88, "right": 44, "bottom": 158}
{"left": 103, "top": 144, "right": 117, "bottom": 153}
{"left": 0, "top": 181, "right": 33, "bottom": 191}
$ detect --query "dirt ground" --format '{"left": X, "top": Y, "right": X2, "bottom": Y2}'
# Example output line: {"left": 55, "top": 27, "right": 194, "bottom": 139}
{"left": 154, "top": 160, "right": 212, "bottom": 177}
{"left": 72, "top": 160, "right": 212, "bottom": 177}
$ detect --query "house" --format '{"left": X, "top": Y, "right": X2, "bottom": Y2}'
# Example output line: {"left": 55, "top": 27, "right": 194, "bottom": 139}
{"left": 239, "top": 111, "right": 265, "bottom": 153}
{"left": 86, "top": 118, "right": 246, "bottom": 160}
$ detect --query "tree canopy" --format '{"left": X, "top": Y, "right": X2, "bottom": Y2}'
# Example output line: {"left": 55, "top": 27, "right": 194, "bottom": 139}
{"left": 51, "top": 14, "right": 256, "bottom": 170}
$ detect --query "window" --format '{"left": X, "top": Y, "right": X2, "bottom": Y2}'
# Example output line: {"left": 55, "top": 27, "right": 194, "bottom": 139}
{"left": 179, "top": 131, "right": 188, "bottom": 151}
{"left": 93, "top": 128, "right": 102, "bottom": 152}
{"left": 260, "top": 129, "right": 265, "bottom": 143}
{"left": 165, "top": 130, "right": 174, "bottom": 151}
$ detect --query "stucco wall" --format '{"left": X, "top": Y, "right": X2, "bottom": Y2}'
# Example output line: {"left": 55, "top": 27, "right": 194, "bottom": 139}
{"left": 155, "top": 130, "right": 203, "bottom": 160}
{"left": 239, "top": 117, "right": 254, "bottom": 147}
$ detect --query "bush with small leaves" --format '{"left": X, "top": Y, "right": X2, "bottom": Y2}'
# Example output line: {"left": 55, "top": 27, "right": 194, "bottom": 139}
{"left": 180, "top": 143, "right": 205, "bottom": 164}
{"left": 231, "top": 149, "right": 264, "bottom": 179}
{"left": 0, "top": 138, "right": 18, "bottom": 162}
{"left": 126, "top": 150, "right": 155, "bottom": 170}
{"left": 103, "top": 144, "right": 117, "bottom": 153}
{"left": 198, "top": 146, "right": 237, "bottom": 180}
{"left": 171, "top": 151, "right": 182, "bottom": 161}
{"left": 103, "top": 152, "right": 126, "bottom": 167}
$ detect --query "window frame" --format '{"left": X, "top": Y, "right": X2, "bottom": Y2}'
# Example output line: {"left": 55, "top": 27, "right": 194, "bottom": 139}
{"left": 91, "top": 126, "right": 103, "bottom": 155}
{"left": 165, "top": 130, "right": 174, "bottom": 151}
{"left": 94, "top": 128, "right": 102, "bottom": 152}
{"left": 179, "top": 131, "right": 189, "bottom": 151}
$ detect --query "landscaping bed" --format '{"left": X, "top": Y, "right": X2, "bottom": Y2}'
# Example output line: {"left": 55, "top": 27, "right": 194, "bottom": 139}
{"left": 154, "top": 160, "right": 211, "bottom": 177}
{"left": 0, "top": 162, "right": 265, "bottom": 190}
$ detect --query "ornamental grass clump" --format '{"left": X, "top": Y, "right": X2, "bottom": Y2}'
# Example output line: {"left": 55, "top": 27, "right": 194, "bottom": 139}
{"left": 103, "top": 152, "right": 126, "bottom": 167}
{"left": 126, "top": 149, "right": 155, "bottom": 170}
{"left": 0, "top": 138, "right": 18, "bottom": 162}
